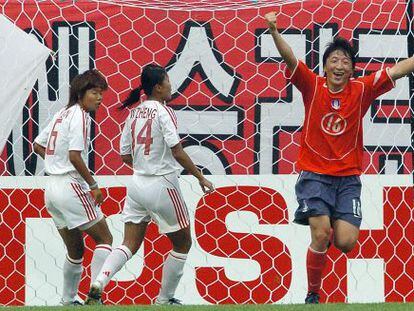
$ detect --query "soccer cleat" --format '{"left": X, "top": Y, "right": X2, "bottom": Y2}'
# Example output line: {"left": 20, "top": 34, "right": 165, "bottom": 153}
{"left": 167, "top": 298, "right": 183, "bottom": 305}
{"left": 305, "top": 292, "right": 320, "bottom": 304}
{"left": 155, "top": 297, "right": 183, "bottom": 305}
{"left": 85, "top": 281, "right": 103, "bottom": 305}
{"left": 60, "top": 296, "right": 84, "bottom": 306}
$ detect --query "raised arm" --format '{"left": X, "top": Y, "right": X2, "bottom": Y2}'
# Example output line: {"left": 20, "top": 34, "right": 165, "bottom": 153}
{"left": 264, "top": 12, "right": 297, "bottom": 72}
{"left": 388, "top": 56, "right": 414, "bottom": 81}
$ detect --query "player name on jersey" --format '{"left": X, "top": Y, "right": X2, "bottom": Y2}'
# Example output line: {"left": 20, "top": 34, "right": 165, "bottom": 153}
{"left": 131, "top": 107, "right": 157, "bottom": 119}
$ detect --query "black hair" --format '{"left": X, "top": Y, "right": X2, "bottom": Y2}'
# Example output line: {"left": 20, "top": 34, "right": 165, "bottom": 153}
{"left": 120, "top": 64, "right": 168, "bottom": 109}
{"left": 322, "top": 37, "right": 356, "bottom": 69}
{"left": 67, "top": 69, "right": 108, "bottom": 108}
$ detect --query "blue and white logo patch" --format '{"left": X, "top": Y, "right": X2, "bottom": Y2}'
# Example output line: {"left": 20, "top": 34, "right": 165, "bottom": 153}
{"left": 331, "top": 99, "right": 340, "bottom": 110}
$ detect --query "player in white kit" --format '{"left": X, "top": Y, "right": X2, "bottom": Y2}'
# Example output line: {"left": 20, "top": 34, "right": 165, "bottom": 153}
{"left": 85, "top": 64, "right": 214, "bottom": 305}
{"left": 33, "top": 70, "right": 113, "bottom": 305}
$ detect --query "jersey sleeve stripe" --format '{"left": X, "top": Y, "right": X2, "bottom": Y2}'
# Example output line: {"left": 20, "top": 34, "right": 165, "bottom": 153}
{"left": 385, "top": 67, "right": 396, "bottom": 87}
{"left": 82, "top": 111, "right": 87, "bottom": 149}
{"left": 285, "top": 58, "right": 300, "bottom": 79}
{"left": 163, "top": 105, "right": 178, "bottom": 129}
{"left": 131, "top": 118, "right": 137, "bottom": 152}
{"left": 373, "top": 70, "right": 382, "bottom": 86}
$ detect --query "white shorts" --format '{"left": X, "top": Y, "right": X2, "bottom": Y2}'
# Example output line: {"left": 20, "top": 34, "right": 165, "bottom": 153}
{"left": 122, "top": 173, "right": 190, "bottom": 234}
{"left": 45, "top": 173, "right": 104, "bottom": 230}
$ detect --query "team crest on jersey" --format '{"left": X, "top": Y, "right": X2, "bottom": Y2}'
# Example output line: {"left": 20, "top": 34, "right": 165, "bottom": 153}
{"left": 331, "top": 99, "right": 340, "bottom": 110}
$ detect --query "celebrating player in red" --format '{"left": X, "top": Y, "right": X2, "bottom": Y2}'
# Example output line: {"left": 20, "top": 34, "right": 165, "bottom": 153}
{"left": 85, "top": 64, "right": 214, "bottom": 305}
{"left": 33, "top": 70, "right": 112, "bottom": 305}
{"left": 264, "top": 11, "right": 414, "bottom": 304}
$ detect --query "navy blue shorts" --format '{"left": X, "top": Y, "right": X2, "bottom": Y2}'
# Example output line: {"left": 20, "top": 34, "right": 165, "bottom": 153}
{"left": 294, "top": 171, "right": 362, "bottom": 228}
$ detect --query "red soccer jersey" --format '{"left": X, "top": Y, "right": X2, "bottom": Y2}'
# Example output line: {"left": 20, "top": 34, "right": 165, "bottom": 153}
{"left": 286, "top": 61, "right": 395, "bottom": 176}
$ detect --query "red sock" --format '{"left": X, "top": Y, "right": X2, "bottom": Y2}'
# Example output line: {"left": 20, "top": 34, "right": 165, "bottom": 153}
{"left": 306, "top": 247, "right": 327, "bottom": 294}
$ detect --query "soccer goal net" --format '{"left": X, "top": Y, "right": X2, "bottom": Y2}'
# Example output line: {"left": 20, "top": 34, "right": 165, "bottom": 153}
{"left": 0, "top": 0, "right": 412, "bottom": 306}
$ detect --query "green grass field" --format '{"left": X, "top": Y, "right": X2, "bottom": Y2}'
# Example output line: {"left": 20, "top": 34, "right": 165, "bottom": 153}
{"left": 2, "top": 304, "right": 413, "bottom": 311}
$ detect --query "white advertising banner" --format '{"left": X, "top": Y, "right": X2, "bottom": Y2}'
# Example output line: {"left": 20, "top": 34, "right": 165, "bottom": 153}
{"left": 14, "top": 174, "right": 410, "bottom": 305}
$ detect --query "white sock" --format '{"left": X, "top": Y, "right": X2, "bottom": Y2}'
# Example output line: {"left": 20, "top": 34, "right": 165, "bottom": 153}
{"left": 90, "top": 244, "right": 112, "bottom": 285}
{"left": 95, "top": 245, "right": 132, "bottom": 289}
{"left": 157, "top": 251, "right": 187, "bottom": 302}
{"left": 62, "top": 255, "right": 83, "bottom": 303}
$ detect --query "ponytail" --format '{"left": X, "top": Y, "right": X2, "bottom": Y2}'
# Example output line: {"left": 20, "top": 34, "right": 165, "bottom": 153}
{"left": 119, "top": 64, "right": 167, "bottom": 110}
{"left": 119, "top": 86, "right": 142, "bottom": 110}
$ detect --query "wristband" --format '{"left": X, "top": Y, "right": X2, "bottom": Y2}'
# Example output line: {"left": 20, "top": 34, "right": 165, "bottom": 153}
{"left": 89, "top": 182, "right": 99, "bottom": 190}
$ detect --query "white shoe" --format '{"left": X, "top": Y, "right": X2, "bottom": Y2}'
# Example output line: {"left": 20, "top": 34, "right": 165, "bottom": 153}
{"left": 155, "top": 297, "right": 183, "bottom": 305}
{"left": 60, "top": 295, "right": 84, "bottom": 306}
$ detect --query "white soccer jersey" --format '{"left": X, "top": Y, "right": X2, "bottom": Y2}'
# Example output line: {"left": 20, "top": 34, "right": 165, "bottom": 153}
{"left": 35, "top": 104, "right": 90, "bottom": 175}
{"left": 120, "top": 100, "right": 180, "bottom": 176}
